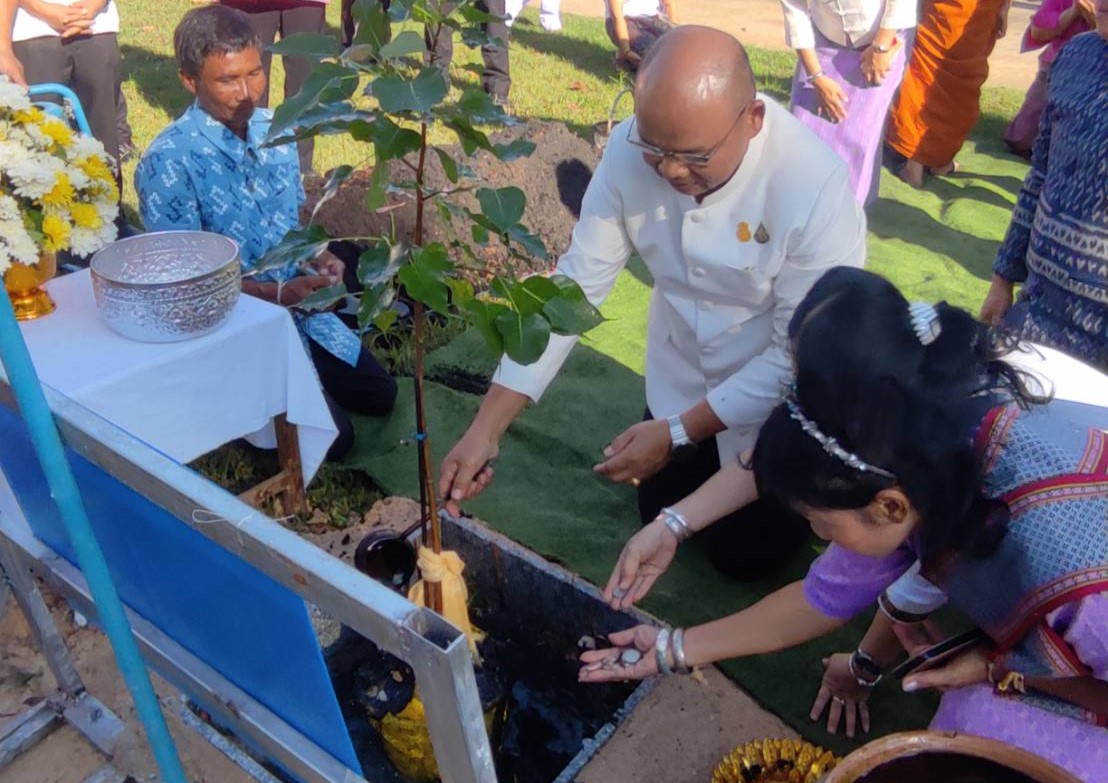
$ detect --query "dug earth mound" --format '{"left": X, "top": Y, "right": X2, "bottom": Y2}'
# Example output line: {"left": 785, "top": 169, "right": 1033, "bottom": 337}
{"left": 304, "top": 121, "right": 600, "bottom": 282}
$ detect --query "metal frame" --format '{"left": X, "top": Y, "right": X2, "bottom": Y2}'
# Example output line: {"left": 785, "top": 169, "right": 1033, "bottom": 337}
{"left": 0, "top": 380, "right": 497, "bottom": 783}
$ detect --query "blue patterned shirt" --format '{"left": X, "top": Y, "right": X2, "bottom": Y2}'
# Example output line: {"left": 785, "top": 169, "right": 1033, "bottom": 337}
{"left": 135, "top": 103, "right": 361, "bottom": 366}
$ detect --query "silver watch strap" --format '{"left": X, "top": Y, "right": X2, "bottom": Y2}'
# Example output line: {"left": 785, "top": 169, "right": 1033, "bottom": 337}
{"left": 666, "top": 414, "right": 692, "bottom": 447}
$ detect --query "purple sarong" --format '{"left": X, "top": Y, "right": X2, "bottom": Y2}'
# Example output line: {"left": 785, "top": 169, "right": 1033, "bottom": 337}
{"left": 789, "top": 30, "right": 908, "bottom": 206}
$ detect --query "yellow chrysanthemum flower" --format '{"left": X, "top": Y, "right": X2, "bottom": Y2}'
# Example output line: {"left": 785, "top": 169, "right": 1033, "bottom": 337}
{"left": 42, "top": 212, "right": 71, "bottom": 253}
{"left": 39, "top": 118, "right": 74, "bottom": 149}
{"left": 70, "top": 202, "right": 101, "bottom": 230}
{"left": 76, "top": 155, "right": 114, "bottom": 185}
{"left": 13, "top": 107, "right": 46, "bottom": 125}
{"left": 42, "top": 172, "right": 75, "bottom": 209}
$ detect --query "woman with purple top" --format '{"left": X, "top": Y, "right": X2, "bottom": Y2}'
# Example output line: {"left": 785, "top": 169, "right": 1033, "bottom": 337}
{"left": 579, "top": 268, "right": 1108, "bottom": 783}
{"left": 782, "top": 0, "right": 917, "bottom": 205}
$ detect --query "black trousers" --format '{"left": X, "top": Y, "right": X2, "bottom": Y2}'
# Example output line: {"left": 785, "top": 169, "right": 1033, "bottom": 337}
{"left": 15, "top": 33, "right": 121, "bottom": 165}
{"left": 637, "top": 414, "right": 810, "bottom": 581}
{"left": 239, "top": 5, "right": 326, "bottom": 173}
{"left": 341, "top": 0, "right": 510, "bottom": 100}
{"left": 309, "top": 240, "right": 399, "bottom": 461}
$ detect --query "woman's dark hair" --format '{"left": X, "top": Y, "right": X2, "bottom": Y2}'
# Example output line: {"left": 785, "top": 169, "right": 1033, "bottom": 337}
{"left": 174, "top": 6, "right": 261, "bottom": 78}
{"left": 751, "top": 268, "right": 1047, "bottom": 568}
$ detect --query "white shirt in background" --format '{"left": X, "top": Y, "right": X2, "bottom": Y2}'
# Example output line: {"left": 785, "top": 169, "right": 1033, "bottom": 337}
{"left": 494, "top": 97, "right": 867, "bottom": 462}
{"left": 780, "top": 0, "right": 917, "bottom": 50}
{"left": 13, "top": 0, "right": 119, "bottom": 42}
{"left": 605, "top": 0, "right": 664, "bottom": 19}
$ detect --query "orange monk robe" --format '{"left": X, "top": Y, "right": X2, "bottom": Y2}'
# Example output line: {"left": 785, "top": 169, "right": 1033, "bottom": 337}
{"left": 887, "top": 0, "right": 1007, "bottom": 168}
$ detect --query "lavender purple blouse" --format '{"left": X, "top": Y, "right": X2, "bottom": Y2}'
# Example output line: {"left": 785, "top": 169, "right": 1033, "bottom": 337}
{"left": 802, "top": 402, "right": 1108, "bottom": 782}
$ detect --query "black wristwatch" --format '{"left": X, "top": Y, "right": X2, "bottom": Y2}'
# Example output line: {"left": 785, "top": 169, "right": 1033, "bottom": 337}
{"left": 666, "top": 415, "right": 697, "bottom": 462}
{"left": 849, "top": 649, "right": 884, "bottom": 687}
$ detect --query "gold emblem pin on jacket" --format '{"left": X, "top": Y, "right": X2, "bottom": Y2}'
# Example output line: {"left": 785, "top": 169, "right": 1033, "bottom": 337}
{"left": 737, "top": 221, "right": 752, "bottom": 242}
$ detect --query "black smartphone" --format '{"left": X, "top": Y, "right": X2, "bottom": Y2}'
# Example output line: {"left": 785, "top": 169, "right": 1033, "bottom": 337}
{"left": 891, "top": 628, "right": 990, "bottom": 679}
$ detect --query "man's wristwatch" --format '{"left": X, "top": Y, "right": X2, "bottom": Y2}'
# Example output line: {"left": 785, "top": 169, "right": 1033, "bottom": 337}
{"left": 666, "top": 415, "right": 697, "bottom": 462}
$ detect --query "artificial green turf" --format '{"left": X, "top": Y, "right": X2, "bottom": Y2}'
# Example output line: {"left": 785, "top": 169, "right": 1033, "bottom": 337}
{"left": 342, "top": 20, "right": 1028, "bottom": 757}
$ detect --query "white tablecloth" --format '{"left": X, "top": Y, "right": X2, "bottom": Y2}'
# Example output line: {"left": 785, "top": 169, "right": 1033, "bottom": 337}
{"left": 2, "top": 270, "right": 338, "bottom": 484}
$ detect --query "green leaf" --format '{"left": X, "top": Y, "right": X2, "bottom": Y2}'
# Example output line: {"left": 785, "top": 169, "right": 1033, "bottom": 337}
{"left": 398, "top": 263, "right": 450, "bottom": 315}
{"left": 435, "top": 200, "right": 454, "bottom": 226}
{"left": 542, "top": 274, "right": 605, "bottom": 335}
{"left": 341, "top": 43, "right": 377, "bottom": 63}
{"left": 410, "top": 242, "right": 453, "bottom": 275}
{"left": 310, "top": 165, "right": 354, "bottom": 223}
{"left": 373, "top": 308, "right": 399, "bottom": 333}
{"left": 506, "top": 223, "right": 548, "bottom": 260}
{"left": 492, "top": 139, "right": 535, "bottom": 162}
{"left": 365, "top": 163, "right": 389, "bottom": 212}
{"left": 251, "top": 225, "right": 331, "bottom": 277}
{"left": 456, "top": 89, "right": 508, "bottom": 125}
{"left": 446, "top": 278, "right": 474, "bottom": 308}
{"left": 357, "top": 241, "right": 406, "bottom": 286}
{"left": 442, "top": 115, "right": 495, "bottom": 155}
{"left": 267, "top": 32, "right": 341, "bottom": 59}
{"left": 378, "top": 30, "right": 426, "bottom": 59}
{"left": 294, "top": 283, "right": 348, "bottom": 312}
{"left": 267, "top": 104, "right": 374, "bottom": 146}
{"left": 464, "top": 299, "right": 508, "bottom": 355}
{"left": 476, "top": 186, "right": 526, "bottom": 231}
{"left": 494, "top": 310, "right": 551, "bottom": 364}
{"left": 358, "top": 282, "right": 396, "bottom": 332}
{"left": 433, "top": 146, "right": 459, "bottom": 184}
{"left": 517, "top": 275, "right": 561, "bottom": 312}
{"left": 354, "top": 116, "right": 422, "bottom": 161}
{"left": 372, "top": 68, "right": 448, "bottom": 114}
{"left": 351, "top": 0, "right": 391, "bottom": 50}
{"left": 269, "top": 62, "right": 358, "bottom": 142}
{"left": 471, "top": 223, "right": 489, "bottom": 244}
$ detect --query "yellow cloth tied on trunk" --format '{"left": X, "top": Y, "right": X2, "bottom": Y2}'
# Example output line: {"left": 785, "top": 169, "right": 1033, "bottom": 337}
{"left": 407, "top": 546, "right": 482, "bottom": 659}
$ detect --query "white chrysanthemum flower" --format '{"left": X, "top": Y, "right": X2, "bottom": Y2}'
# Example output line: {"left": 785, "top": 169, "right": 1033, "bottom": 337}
{"left": 69, "top": 226, "right": 106, "bottom": 257}
{"left": 0, "top": 78, "right": 32, "bottom": 112}
{"left": 21, "top": 122, "right": 50, "bottom": 150}
{"left": 0, "top": 218, "right": 40, "bottom": 272}
{"left": 0, "top": 139, "right": 26, "bottom": 168}
{"left": 95, "top": 199, "right": 118, "bottom": 225}
{"left": 0, "top": 194, "right": 19, "bottom": 221}
{"left": 68, "top": 134, "right": 108, "bottom": 160}
{"left": 8, "top": 154, "right": 63, "bottom": 199}
{"left": 66, "top": 165, "right": 91, "bottom": 190}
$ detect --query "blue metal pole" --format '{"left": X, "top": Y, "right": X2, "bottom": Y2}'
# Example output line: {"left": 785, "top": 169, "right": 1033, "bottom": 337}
{"left": 0, "top": 286, "right": 189, "bottom": 783}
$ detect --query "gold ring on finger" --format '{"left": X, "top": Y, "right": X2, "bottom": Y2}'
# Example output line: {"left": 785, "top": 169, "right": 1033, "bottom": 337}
{"left": 630, "top": 478, "right": 640, "bottom": 487}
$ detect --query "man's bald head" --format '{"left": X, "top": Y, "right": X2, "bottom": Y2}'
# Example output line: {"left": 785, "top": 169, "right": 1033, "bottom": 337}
{"left": 636, "top": 26, "right": 756, "bottom": 115}
{"left": 630, "top": 27, "right": 764, "bottom": 198}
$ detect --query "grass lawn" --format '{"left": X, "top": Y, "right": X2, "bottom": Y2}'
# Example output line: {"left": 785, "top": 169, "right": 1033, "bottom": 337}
{"left": 120, "top": 0, "right": 1029, "bottom": 757}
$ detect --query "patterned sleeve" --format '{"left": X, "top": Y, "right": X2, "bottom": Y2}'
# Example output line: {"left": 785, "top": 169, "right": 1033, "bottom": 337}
{"left": 803, "top": 543, "right": 916, "bottom": 620}
{"left": 992, "top": 57, "right": 1056, "bottom": 284}
{"left": 134, "top": 146, "right": 203, "bottom": 233}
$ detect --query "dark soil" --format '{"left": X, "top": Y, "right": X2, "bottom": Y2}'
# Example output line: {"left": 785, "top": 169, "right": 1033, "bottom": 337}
{"left": 303, "top": 120, "right": 600, "bottom": 282}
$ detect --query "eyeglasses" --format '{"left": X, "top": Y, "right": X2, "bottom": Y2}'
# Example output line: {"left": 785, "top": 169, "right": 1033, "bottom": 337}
{"left": 627, "top": 100, "right": 753, "bottom": 168}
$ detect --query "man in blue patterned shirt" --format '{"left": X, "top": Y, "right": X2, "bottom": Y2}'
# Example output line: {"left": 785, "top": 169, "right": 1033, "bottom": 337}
{"left": 136, "top": 5, "right": 396, "bottom": 459}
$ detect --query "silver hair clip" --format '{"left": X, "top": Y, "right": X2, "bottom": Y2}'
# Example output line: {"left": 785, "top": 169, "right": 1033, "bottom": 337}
{"left": 784, "top": 390, "right": 897, "bottom": 480}
{"left": 909, "top": 302, "right": 942, "bottom": 346}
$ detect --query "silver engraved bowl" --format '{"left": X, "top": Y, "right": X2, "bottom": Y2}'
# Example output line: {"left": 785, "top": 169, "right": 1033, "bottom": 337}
{"left": 89, "top": 231, "right": 242, "bottom": 343}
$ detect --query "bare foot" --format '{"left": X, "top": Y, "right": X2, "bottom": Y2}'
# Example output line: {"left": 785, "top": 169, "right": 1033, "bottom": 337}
{"left": 927, "top": 160, "right": 960, "bottom": 176}
{"left": 897, "top": 159, "right": 926, "bottom": 188}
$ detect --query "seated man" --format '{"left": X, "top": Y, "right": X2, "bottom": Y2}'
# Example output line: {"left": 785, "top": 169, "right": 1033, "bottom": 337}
{"left": 440, "top": 27, "right": 867, "bottom": 581}
{"left": 135, "top": 4, "right": 396, "bottom": 460}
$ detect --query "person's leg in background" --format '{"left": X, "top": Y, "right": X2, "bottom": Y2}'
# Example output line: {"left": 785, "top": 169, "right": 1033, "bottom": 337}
{"left": 278, "top": 4, "right": 326, "bottom": 172}
{"left": 308, "top": 338, "right": 397, "bottom": 419}
{"left": 427, "top": 0, "right": 510, "bottom": 103}
{"left": 245, "top": 9, "right": 282, "bottom": 107}
{"left": 637, "top": 413, "right": 810, "bottom": 581}
{"left": 538, "top": 0, "right": 561, "bottom": 31}
{"left": 116, "top": 87, "right": 134, "bottom": 161}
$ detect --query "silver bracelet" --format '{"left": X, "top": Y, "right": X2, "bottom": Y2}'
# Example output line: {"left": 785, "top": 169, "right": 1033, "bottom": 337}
{"left": 805, "top": 69, "right": 826, "bottom": 85}
{"left": 659, "top": 507, "right": 693, "bottom": 542}
{"left": 672, "top": 627, "right": 689, "bottom": 673}
{"left": 654, "top": 628, "right": 674, "bottom": 675}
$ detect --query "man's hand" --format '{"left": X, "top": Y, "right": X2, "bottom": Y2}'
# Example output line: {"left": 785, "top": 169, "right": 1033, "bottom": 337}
{"left": 979, "top": 275, "right": 1014, "bottom": 326}
{"left": 579, "top": 625, "right": 661, "bottom": 683}
{"left": 439, "top": 427, "right": 499, "bottom": 517}
{"left": 312, "top": 250, "right": 345, "bottom": 285}
{"left": 860, "top": 45, "right": 894, "bottom": 86}
{"left": 810, "top": 653, "right": 873, "bottom": 738}
{"left": 0, "top": 49, "right": 25, "bottom": 85}
{"left": 593, "top": 419, "right": 671, "bottom": 484}
{"left": 27, "top": 1, "right": 87, "bottom": 34}
{"left": 812, "top": 76, "right": 849, "bottom": 123}
{"left": 603, "top": 519, "right": 678, "bottom": 610}
{"left": 277, "top": 275, "right": 332, "bottom": 306}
